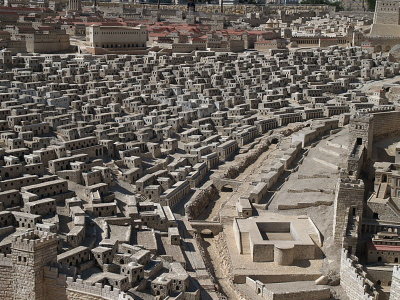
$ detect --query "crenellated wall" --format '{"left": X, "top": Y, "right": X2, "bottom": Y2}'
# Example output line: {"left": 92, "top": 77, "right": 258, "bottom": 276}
{"left": 0, "top": 257, "right": 129, "bottom": 300}
{"left": 340, "top": 249, "right": 379, "bottom": 300}
{"left": 66, "top": 277, "right": 129, "bottom": 300}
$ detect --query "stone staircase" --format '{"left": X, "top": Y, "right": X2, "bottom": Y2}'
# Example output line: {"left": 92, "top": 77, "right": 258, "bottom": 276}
{"left": 311, "top": 140, "right": 346, "bottom": 170}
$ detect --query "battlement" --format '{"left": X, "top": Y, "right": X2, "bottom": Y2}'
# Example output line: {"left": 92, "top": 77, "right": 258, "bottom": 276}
{"left": 11, "top": 230, "right": 58, "bottom": 252}
{"left": 0, "top": 252, "right": 12, "bottom": 267}
{"left": 340, "top": 248, "right": 378, "bottom": 300}
{"left": 351, "top": 113, "right": 372, "bottom": 122}
{"left": 358, "top": 106, "right": 395, "bottom": 115}
{"left": 66, "top": 277, "right": 129, "bottom": 300}
{"left": 339, "top": 178, "right": 364, "bottom": 189}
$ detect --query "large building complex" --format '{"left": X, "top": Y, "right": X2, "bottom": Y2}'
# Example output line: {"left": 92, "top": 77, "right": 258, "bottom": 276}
{"left": 86, "top": 25, "right": 148, "bottom": 54}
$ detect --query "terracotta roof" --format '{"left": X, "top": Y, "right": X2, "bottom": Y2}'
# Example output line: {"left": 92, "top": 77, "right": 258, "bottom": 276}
{"left": 370, "top": 243, "right": 400, "bottom": 251}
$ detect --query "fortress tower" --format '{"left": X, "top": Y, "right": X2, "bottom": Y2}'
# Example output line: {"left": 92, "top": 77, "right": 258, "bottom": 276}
{"left": 349, "top": 114, "right": 373, "bottom": 160}
{"left": 333, "top": 178, "right": 365, "bottom": 249}
{"left": 371, "top": 0, "right": 400, "bottom": 37}
{"left": 11, "top": 231, "right": 58, "bottom": 300}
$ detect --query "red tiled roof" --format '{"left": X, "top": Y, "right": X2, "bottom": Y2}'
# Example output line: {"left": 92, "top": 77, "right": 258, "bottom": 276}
{"left": 149, "top": 32, "right": 168, "bottom": 37}
{"left": 370, "top": 243, "right": 400, "bottom": 251}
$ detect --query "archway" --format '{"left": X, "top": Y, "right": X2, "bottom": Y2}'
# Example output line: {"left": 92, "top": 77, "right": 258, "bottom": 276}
{"left": 200, "top": 229, "right": 214, "bottom": 237}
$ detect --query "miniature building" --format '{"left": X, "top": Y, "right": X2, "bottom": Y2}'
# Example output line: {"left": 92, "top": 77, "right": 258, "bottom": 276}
{"left": 233, "top": 213, "right": 322, "bottom": 265}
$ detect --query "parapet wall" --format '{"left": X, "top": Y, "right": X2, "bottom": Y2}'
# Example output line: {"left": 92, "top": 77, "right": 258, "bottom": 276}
{"left": 11, "top": 230, "right": 58, "bottom": 252}
{"left": 66, "top": 277, "right": 129, "bottom": 300}
{"left": 340, "top": 249, "right": 378, "bottom": 300}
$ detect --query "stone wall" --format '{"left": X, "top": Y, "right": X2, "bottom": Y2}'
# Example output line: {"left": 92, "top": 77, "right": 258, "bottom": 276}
{"left": 66, "top": 277, "right": 130, "bottom": 300}
{"left": 223, "top": 137, "right": 272, "bottom": 179}
{"left": 365, "top": 266, "right": 393, "bottom": 287}
{"left": 333, "top": 178, "right": 364, "bottom": 245}
{"left": 390, "top": 266, "right": 400, "bottom": 300}
{"left": 0, "top": 257, "right": 129, "bottom": 300}
{"left": 184, "top": 181, "right": 219, "bottom": 220}
{"left": 371, "top": 111, "right": 400, "bottom": 140}
{"left": 82, "top": 3, "right": 332, "bottom": 15}
{"left": 374, "top": 0, "right": 400, "bottom": 25}
{"left": 44, "top": 266, "right": 68, "bottom": 300}
{"left": 0, "top": 255, "right": 13, "bottom": 300}
{"left": 66, "top": 290, "right": 105, "bottom": 300}
{"left": 245, "top": 277, "right": 330, "bottom": 300}
{"left": 340, "top": 249, "right": 378, "bottom": 300}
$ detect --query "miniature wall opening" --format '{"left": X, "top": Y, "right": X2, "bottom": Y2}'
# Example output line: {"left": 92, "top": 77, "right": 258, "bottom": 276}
{"left": 382, "top": 174, "right": 388, "bottom": 183}
{"left": 256, "top": 222, "right": 293, "bottom": 241}
{"left": 221, "top": 185, "right": 234, "bottom": 192}
{"left": 271, "top": 138, "right": 279, "bottom": 144}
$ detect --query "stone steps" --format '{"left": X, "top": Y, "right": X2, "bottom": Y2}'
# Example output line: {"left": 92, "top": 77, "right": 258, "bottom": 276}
{"left": 318, "top": 146, "right": 342, "bottom": 157}
{"left": 311, "top": 147, "right": 340, "bottom": 169}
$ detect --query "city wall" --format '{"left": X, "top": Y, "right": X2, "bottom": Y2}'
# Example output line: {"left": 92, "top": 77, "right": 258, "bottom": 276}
{"left": 82, "top": 3, "right": 332, "bottom": 15}
{"left": 371, "top": 111, "right": 400, "bottom": 140}
{"left": 340, "top": 249, "right": 378, "bottom": 300}
{"left": 0, "top": 261, "right": 129, "bottom": 300}
{"left": 0, "top": 254, "right": 13, "bottom": 300}
{"left": 66, "top": 277, "right": 129, "bottom": 300}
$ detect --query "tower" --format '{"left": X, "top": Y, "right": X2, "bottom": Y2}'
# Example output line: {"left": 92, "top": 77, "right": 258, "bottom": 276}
{"left": 333, "top": 178, "right": 365, "bottom": 248}
{"left": 349, "top": 114, "right": 373, "bottom": 160}
{"left": 11, "top": 231, "right": 58, "bottom": 300}
{"left": 371, "top": 0, "right": 400, "bottom": 37}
